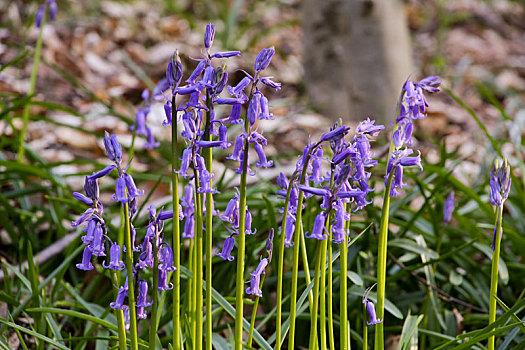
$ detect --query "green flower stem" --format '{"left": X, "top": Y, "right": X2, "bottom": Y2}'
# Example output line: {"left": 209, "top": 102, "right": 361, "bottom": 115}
{"left": 247, "top": 274, "right": 266, "bottom": 349}
{"left": 234, "top": 84, "right": 256, "bottom": 350}
{"left": 171, "top": 95, "right": 182, "bottom": 350}
{"left": 328, "top": 240, "right": 334, "bottom": 350}
{"left": 309, "top": 241, "right": 321, "bottom": 350}
{"left": 275, "top": 174, "right": 295, "bottom": 349}
{"left": 319, "top": 218, "right": 331, "bottom": 350}
{"left": 289, "top": 144, "right": 319, "bottom": 349}
{"left": 374, "top": 170, "right": 395, "bottom": 350}
{"left": 363, "top": 302, "right": 368, "bottom": 350}
{"left": 110, "top": 271, "right": 127, "bottom": 350}
{"left": 123, "top": 202, "right": 139, "bottom": 350}
{"left": 18, "top": 11, "right": 45, "bottom": 163}
{"left": 488, "top": 204, "right": 504, "bottom": 350}
{"left": 193, "top": 170, "right": 204, "bottom": 350}
{"left": 340, "top": 203, "right": 351, "bottom": 350}
{"left": 234, "top": 111, "right": 251, "bottom": 350}
{"left": 149, "top": 227, "right": 160, "bottom": 349}
{"left": 204, "top": 92, "right": 214, "bottom": 350}
{"left": 189, "top": 238, "right": 196, "bottom": 344}
{"left": 299, "top": 225, "right": 313, "bottom": 305}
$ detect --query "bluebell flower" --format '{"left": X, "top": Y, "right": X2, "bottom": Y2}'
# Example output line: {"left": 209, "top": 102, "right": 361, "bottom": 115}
{"left": 73, "top": 192, "right": 93, "bottom": 206}
{"left": 102, "top": 242, "right": 125, "bottom": 270}
{"left": 90, "top": 223, "right": 106, "bottom": 256}
{"left": 159, "top": 245, "right": 176, "bottom": 271}
{"left": 320, "top": 125, "right": 351, "bottom": 142}
{"left": 332, "top": 200, "right": 349, "bottom": 243}
{"left": 227, "top": 77, "right": 252, "bottom": 99}
{"left": 136, "top": 280, "right": 153, "bottom": 319}
{"left": 216, "top": 236, "right": 236, "bottom": 261}
{"left": 136, "top": 279, "right": 153, "bottom": 308}
{"left": 71, "top": 208, "right": 95, "bottom": 228}
{"left": 224, "top": 104, "right": 243, "bottom": 124}
{"left": 254, "top": 143, "right": 273, "bottom": 168}
{"left": 245, "top": 209, "right": 257, "bottom": 235}
{"left": 246, "top": 258, "right": 269, "bottom": 297}
{"left": 211, "top": 51, "right": 241, "bottom": 59}
{"left": 220, "top": 191, "right": 239, "bottom": 224}
{"left": 35, "top": 0, "right": 57, "bottom": 28}
{"left": 158, "top": 269, "right": 173, "bottom": 291}
{"left": 183, "top": 214, "right": 195, "bottom": 239}
{"left": 76, "top": 246, "right": 94, "bottom": 270}
{"left": 227, "top": 134, "right": 246, "bottom": 161}
{"left": 88, "top": 165, "right": 116, "bottom": 180}
{"left": 104, "top": 131, "right": 123, "bottom": 164}
{"left": 110, "top": 278, "right": 128, "bottom": 310}
{"left": 363, "top": 299, "right": 382, "bottom": 325}
{"left": 283, "top": 212, "right": 296, "bottom": 248}
{"left": 254, "top": 47, "right": 275, "bottom": 72}
{"left": 175, "top": 147, "right": 193, "bottom": 178}
{"left": 247, "top": 93, "right": 261, "bottom": 126}
{"left": 385, "top": 149, "right": 422, "bottom": 197}
{"left": 258, "top": 94, "right": 274, "bottom": 120}
{"left": 309, "top": 148, "right": 325, "bottom": 184}
{"left": 187, "top": 61, "right": 206, "bottom": 84}
{"left": 112, "top": 176, "right": 128, "bottom": 203}
{"left": 306, "top": 212, "right": 328, "bottom": 240}
{"left": 259, "top": 77, "right": 281, "bottom": 91}
{"left": 168, "top": 50, "right": 183, "bottom": 90}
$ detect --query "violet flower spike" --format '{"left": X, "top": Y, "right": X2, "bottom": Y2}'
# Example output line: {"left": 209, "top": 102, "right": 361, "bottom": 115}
{"left": 216, "top": 236, "right": 235, "bottom": 261}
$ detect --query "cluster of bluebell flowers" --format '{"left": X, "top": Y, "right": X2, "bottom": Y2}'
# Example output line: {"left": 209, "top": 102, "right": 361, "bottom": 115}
{"left": 161, "top": 23, "right": 279, "bottom": 263}
{"left": 278, "top": 118, "right": 383, "bottom": 246}
{"left": 73, "top": 132, "right": 177, "bottom": 326}
{"left": 386, "top": 76, "right": 441, "bottom": 196}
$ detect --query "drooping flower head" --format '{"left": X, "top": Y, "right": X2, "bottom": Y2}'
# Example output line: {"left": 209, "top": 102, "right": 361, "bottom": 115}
{"left": 216, "top": 235, "right": 236, "bottom": 261}
{"left": 246, "top": 258, "right": 269, "bottom": 297}
{"left": 362, "top": 284, "right": 382, "bottom": 326}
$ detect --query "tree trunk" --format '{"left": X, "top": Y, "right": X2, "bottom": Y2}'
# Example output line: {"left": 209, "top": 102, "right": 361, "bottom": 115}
{"left": 302, "top": 0, "right": 413, "bottom": 123}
